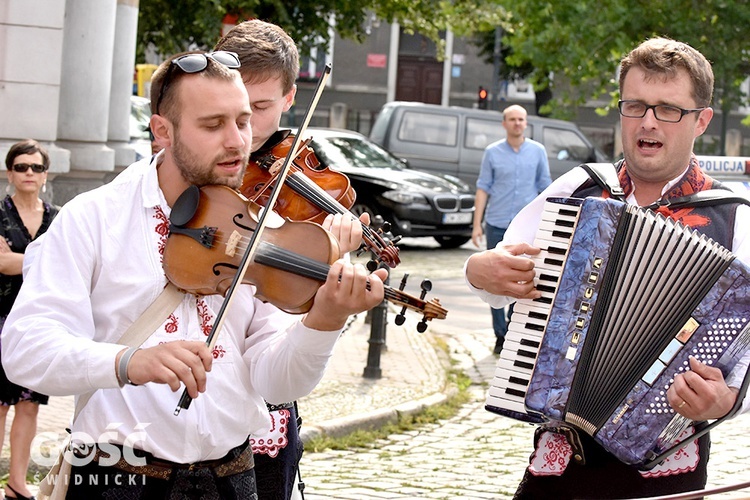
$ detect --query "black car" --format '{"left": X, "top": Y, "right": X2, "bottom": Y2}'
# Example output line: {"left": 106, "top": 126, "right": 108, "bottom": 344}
{"left": 303, "top": 128, "right": 475, "bottom": 248}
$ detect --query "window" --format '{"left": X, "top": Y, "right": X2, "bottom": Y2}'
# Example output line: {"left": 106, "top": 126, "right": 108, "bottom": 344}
{"left": 543, "top": 127, "right": 592, "bottom": 162}
{"left": 464, "top": 118, "right": 503, "bottom": 150}
{"left": 398, "top": 111, "right": 458, "bottom": 146}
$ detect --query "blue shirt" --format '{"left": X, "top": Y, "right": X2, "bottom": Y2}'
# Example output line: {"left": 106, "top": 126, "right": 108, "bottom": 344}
{"left": 476, "top": 138, "right": 551, "bottom": 228}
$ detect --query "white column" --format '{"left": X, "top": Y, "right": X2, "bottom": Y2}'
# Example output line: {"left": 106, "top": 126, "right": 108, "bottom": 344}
{"left": 0, "top": 0, "right": 70, "bottom": 169}
{"left": 108, "top": 0, "right": 140, "bottom": 168}
{"left": 56, "top": 0, "right": 117, "bottom": 172}
{"left": 386, "top": 22, "right": 400, "bottom": 103}
{"left": 441, "top": 30, "right": 454, "bottom": 106}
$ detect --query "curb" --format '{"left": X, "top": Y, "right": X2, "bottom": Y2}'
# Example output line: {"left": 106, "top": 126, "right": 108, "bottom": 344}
{"left": 299, "top": 388, "right": 457, "bottom": 443}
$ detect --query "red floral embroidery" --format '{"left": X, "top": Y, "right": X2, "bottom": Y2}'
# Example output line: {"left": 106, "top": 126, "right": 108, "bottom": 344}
{"left": 249, "top": 409, "right": 290, "bottom": 458}
{"left": 212, "top": 345, "right": 226, "bottom": 359}
{"left": 640, "top": 428, "right": 700, "bottom": 478}
{"left": 164, "top": 313, "right": 178, "bottom": 334}
{"left": 153, "top": 206, "right": 170, "bottom": 259}
{"left": 528, "top": 431, "right": 572, "bottom": 476}
{"left": 196, "top": 298, "right": 214, "bottom": 336}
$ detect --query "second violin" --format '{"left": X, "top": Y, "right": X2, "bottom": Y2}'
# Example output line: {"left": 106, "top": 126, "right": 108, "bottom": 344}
{"left": 241, "top": 130, "right": 400, "bottom": 268}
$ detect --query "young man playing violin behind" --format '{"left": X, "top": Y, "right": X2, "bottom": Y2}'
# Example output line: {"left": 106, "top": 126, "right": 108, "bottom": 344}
{"left": 215, "top": 20, "right": 374, "bottom": 500}
{"left": 2, "top": 50, "right": 387, "bottom": 499}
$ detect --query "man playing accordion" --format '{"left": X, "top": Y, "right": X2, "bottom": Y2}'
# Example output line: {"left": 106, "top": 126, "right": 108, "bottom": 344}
{"left": 465, "top": 37, "right": 750, "bottom": 499}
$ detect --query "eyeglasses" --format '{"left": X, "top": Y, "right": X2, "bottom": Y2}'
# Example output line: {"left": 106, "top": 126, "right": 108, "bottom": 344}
{"left": 11, "top": 163, "right": 47, "bottom": 173}
{"left": 618, "top": 100, "right": 706, "bottom": 123}
{"left": 155, "top": 51, "right": 241, "bottom": 115}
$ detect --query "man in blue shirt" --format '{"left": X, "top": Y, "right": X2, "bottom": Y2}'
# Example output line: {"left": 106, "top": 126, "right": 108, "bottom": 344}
{"left": 471, "top": 104, "right": 551, "bottom": 354}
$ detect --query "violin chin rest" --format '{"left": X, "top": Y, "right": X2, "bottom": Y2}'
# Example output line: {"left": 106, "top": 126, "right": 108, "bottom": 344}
{"left": 171, "top": 185, "right": 201, "bottom": 227}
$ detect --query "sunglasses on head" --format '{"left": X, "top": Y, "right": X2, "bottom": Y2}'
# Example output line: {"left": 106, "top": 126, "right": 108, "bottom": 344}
{"left": 11, "top": 163, "right": 47, "bottom": 173}
{"left": 154, "top": 51, "right": 241, "bottom": 115}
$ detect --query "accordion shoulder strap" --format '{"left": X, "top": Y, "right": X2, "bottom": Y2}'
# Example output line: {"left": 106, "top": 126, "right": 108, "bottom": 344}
{"left": 578, "top": 161, "right": 750, "bottom": 210}
{"left": 578, "top": 162, "right": 625, "bottom": 201}
{"left": 646, "top": 189, "right": 750, "bottom": 211}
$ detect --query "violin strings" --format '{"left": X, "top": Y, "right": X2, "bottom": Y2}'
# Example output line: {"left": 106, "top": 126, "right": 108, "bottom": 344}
{"left": 210, "top": 231, "right": 399, "bottom": 287}
{"left": 254, "top": 242, "right": 330, "bottom": 282}
{"left": 199, "top": 231, "right": 436, "bottom": 316}
{"left": 286, "top": 173, "right": 346, "bottom": 214}
{"left": 287, "top": 173, "right": 384, "bottom": 247}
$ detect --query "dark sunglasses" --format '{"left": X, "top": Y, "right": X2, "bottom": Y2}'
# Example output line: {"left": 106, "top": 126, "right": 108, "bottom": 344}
{"left": 11, "top": 163, "right": 47, "bottom": 173}
{"left": 155, "top": 51, "right": 241, "bottom": 115}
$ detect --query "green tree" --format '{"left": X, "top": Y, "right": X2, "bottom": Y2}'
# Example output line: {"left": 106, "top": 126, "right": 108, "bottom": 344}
{"left": 136, "top": 0, "right": 500, "bottom": 60}
{"left": 498, "top": 0, "right": 750, "bottom": 152}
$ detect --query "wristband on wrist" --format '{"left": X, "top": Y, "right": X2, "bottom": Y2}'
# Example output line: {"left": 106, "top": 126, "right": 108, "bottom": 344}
{"left": 117, "top": 347, "right": 139, "bottom": 387}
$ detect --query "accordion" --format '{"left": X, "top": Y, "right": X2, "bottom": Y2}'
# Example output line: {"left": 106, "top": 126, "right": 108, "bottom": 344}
{"left": 485, "top": 196, "right": 750, "bottom": 469}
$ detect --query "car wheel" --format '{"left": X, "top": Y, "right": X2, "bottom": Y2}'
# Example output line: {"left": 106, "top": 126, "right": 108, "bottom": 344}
{"left": 351, "top": 202, "right": 375, "bottom": 218}
{"left": 434, "top": 236, "right": 470, "bottom": 249}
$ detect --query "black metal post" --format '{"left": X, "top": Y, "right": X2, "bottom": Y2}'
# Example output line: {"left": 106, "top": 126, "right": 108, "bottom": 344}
{"left": 363, "top": 272, "right": 388, "bottom": 379}
{"left": 363, "top": 294, "right": 387, "bottom": 379}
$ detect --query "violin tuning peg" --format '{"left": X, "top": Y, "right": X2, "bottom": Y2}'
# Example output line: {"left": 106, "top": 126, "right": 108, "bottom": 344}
{"left": 366, "top": 260, "right": 378, "bottom": 272}
{"left": 390, "top": 234, "right": 402, "bottom": 245}
{"left": 381, "top": 221, "right": 392, "bottom": 233}
{"left": 417, "top": 320, "right": 428, "bottom": 333}
{"left": 395, "top": 314, "right": 406, "bottom": 326}
{"left": 398, "top": 274, "right": 409, "bottom": 291}
{"left": 419, "top": 279, "right": 433, "bottom": 300}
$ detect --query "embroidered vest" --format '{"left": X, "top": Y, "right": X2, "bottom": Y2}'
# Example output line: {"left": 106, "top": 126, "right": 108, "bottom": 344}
{"left": 572, "top": 158, "right": 738, "bottom": 248}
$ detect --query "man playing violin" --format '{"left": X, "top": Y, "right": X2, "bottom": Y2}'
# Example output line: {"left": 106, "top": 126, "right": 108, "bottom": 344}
{"left": 215, "top": 20, "right": 372, "bottom": 499}
{"left": 2, "top": 50, "right": 387, "bottom": 499}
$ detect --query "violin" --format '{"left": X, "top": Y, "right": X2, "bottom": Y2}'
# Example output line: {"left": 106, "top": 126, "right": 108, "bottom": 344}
{"left": 244, "top": 130, "right": 354, "bottom": 223}
{"left": 163, "top": 184, "right": 447, "bottom": 324}
{"left": 241, "top": 130, "right": 401, "bottom": 269}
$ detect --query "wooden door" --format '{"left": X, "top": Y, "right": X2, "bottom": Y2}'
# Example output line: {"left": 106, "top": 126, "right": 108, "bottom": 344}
{"left": 396, "top": 57, "right": 443, "bottom": 104}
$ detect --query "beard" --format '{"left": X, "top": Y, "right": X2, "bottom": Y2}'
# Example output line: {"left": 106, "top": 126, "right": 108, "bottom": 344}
{"left": 172, "top": 134, "right": 248, "bottom": 190}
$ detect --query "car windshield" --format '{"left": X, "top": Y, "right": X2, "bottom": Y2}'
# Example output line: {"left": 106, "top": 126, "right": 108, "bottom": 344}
{"left": 311, "top": 136, "right": 405, "bottom": 170}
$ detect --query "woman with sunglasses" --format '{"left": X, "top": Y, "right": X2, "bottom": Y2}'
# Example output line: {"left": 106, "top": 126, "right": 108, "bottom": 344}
{"left": 1, "top": 138, "right": 58, "bottom": 500}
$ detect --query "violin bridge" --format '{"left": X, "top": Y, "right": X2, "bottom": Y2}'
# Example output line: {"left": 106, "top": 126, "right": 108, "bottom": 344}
{"left": 226, "top": 230, "right": 243, "bottom": 257}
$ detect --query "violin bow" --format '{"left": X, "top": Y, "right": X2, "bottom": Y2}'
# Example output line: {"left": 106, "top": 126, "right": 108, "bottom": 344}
{"left": 174, "top": 63, "right": 333, "bottom": 415}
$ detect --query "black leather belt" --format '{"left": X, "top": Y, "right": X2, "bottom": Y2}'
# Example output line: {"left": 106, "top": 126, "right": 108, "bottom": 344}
{"left": 79, "top": 442, "right": 253, "bottom": 480}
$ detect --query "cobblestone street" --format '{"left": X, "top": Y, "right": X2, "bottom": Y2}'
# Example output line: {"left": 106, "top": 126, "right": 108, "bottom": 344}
{"left": 302, "top": 241, "right": 750, "bottom": 499}
{"left": 299, "top": 323, "right": 750, "bottom": 500}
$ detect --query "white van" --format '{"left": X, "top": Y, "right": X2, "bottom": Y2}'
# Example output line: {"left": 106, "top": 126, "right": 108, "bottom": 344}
{"left": 370, "top": 101, "right": 609, "bottom": 188}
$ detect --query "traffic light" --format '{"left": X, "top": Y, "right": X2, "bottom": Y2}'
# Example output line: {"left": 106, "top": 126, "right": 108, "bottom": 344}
{"left": 477, "top": 86, "right": 488, "bottom": 109}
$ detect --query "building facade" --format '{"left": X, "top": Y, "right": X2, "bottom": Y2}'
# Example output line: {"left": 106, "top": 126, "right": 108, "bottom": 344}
{"left": 2, "top": 3, "right": 748, "bottom": 206}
